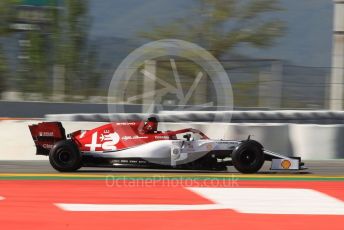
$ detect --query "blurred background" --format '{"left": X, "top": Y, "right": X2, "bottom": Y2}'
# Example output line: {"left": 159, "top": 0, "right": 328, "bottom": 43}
{"left": 0, "top": 0, "right": 342, "bottom": 112}
{"left": 2, "top": 0, "right": 344, "bottom": 160}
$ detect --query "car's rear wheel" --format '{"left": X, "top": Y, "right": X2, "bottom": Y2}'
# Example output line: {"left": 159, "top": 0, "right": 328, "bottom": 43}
{"left": 49, "top": 140, "right": 82, "bottom": 172}
{"left": 231, "top": 140, "right": 265, "bottom": 174}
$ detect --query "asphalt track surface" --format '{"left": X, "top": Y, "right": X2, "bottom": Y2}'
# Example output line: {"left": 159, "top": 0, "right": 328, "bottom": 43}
{"left": 0, "top": 160, "right": 343, "bottom": 175}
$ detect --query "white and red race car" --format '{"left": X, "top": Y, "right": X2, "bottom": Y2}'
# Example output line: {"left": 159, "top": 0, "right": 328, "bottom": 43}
{"left": 29, "top": 117, "right": 305, "bottom": 173}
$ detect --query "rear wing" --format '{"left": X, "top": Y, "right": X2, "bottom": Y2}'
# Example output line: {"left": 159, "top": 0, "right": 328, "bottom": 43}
{"left": 29, "top": 122, "right": 66, "bottom": 155}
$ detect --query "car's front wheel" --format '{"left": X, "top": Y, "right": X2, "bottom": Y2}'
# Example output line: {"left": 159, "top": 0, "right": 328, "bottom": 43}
{"left": 49, "top": 140, "right": 82, "bottom": 172}
{"left": 231, "top": 140, "right": 265, "bottom": 174}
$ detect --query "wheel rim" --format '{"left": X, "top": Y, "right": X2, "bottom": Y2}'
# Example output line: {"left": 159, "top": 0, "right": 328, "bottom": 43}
{"left": 58, "top": 151, "right": 71, "bottom": 163}
{"left": 239, "top": 149, "right": 256, "bottom": 166}
{"left": 55, "top": 149, "right": 75, "bottom": 166}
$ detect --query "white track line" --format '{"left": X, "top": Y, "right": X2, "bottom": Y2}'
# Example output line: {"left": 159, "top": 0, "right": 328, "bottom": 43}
{"left": 55, "top": 203, "right": 225, "bottom": 212}
{"left": 56, "top": 188, "right": 344, "bottom": 215}
{"left": 188, "top": 188, "right": 344, "bottom": 215}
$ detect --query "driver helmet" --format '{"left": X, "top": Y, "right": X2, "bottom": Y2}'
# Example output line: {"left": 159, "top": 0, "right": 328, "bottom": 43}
{"left": 142, "top": 117, "right": 158, "bottom": 133}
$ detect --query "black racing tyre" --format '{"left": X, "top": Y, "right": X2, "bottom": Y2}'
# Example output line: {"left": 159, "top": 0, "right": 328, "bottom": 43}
{"left": 231, "top": 140, "right": 265, "bottom": 174}
{"left": 49, "top": 140, "right": 82, "bottom": 172}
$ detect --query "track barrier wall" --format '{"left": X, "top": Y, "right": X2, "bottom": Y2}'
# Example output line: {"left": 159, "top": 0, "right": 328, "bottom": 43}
{"left": 45, "top": 110, "right": 344, "bottom": 124}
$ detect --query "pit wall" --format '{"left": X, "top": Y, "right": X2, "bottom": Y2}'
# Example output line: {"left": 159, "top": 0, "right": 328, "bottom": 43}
{"left": 0, "top": 120, "right": 343, "bottom": 160}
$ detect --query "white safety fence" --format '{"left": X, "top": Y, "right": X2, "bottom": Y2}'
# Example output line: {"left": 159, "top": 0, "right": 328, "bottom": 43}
{"left": 0, "top": 120, "right": 343, "bottom": 160}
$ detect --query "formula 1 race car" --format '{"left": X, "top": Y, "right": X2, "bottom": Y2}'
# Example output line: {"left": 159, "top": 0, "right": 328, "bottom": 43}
{"left": 29, "top": 117, "right": 305, "bottom": 173}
